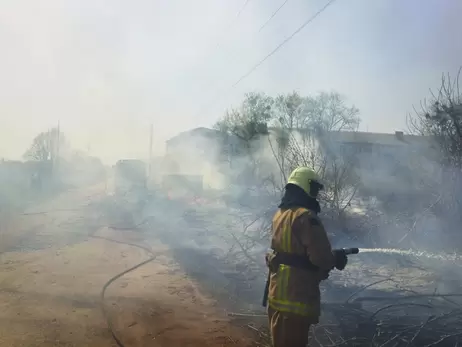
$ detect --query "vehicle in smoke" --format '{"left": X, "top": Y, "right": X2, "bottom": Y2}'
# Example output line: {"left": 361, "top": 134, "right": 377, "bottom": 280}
{"left": 161, "top": 174, "right": 203, "bottom": 199}
{"left": 113, "top": 159, "right": 147, "bottom": 196}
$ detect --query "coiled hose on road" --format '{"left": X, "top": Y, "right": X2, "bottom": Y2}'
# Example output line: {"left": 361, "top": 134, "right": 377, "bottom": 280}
{"left": 21, "top": 192, "right": 160, "bottom": 347}
{"left": 90, "top": 234, "right": 162, "bottom": 347}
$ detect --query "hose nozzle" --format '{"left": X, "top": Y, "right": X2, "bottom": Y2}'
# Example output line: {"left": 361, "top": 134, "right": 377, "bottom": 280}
{"left": 341, "top": 247, "right": 359, "bottom": 255}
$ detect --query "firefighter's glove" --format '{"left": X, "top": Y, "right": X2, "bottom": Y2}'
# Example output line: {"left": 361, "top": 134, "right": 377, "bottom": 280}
{"left": 333, "top": 250, "right": 348, "bottom": 271}
{"left": 320, "top": 270, "right": 330, "bottom": 280}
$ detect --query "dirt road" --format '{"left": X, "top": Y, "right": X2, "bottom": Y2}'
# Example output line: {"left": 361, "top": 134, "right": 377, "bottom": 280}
{"left": 0, "top": 185, "right": 259, "bottom": 347}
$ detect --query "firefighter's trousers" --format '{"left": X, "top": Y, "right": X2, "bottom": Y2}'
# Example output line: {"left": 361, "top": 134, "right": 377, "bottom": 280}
{"left": 268, "top": 307, "right": 313, "bottom": 347}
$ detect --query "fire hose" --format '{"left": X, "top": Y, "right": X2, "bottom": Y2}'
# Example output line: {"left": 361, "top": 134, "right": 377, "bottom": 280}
{"left": 262, "top": 247, "right": 360, "bottom": 307}
{"left": 91, "top": 234, "right": 162, "bottom": 347}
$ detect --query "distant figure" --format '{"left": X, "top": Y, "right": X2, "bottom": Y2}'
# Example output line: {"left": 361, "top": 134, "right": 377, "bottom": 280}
{"left": 264, "top": 167, "right": 348, "bottom": 347}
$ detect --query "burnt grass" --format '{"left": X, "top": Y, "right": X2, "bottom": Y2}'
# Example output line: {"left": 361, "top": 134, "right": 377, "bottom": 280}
{"left": 144, "top": 199, "right": 264, "bottom": 312}
{"left": 117, "top": 194, "right": 462, "bottom": 346}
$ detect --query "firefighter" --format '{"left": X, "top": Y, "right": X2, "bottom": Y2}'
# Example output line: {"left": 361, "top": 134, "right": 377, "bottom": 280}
{"left": 265, "top": 166, "right": 348, "bottom": 347}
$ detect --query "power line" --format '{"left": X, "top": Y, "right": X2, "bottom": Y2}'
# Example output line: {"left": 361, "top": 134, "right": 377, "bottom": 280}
{"left": 231, "top": 0, "right": 336, "bottom": 89}
{"left": 236, "top": 0, "right": 252, "bottom": 20}
{"left": 214, "top": 0, "right": 254, "bottom": 50}
{"left": 258, "top": 0, "right": 290, "bottom": 33}
{"left": 205, "top": 0, "right": 287, "bottom": 92}
{"left": 195, "top": 0, "right": 337, "bottom": 119}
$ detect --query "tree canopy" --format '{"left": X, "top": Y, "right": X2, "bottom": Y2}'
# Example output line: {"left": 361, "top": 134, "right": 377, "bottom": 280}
{"left": 214, "top": 91, "right": 360, "bottom": 139}
{"left": 23, "top": 127, "right": 67, "bottom": 162}
{"left": 408, "top": 69, "right": 462, "bottom": 167}
{"left": 214, "top": 90, "right": 361, "bottom": 218}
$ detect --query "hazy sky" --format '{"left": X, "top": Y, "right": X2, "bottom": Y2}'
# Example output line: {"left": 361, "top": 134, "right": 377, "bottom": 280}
{"left": 0, "top": 0, "right": 461, "bottom": 163}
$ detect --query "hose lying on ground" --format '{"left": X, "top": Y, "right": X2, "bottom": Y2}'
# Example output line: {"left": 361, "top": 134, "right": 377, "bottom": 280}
{"left": 90, "top": 234, "right": 160, "bottom": 347}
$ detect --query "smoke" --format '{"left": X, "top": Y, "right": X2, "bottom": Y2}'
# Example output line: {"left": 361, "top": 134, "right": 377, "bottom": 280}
{"left": 158, "top": 125, "right": 462, "bottom": 252}
{"left": 0, "top": 0, "right": 460, "bottom": 162}
{"left": 351, "top": 137, "right": 462, "bottom": 252}
{"left": 112, "top": 124, "right": 461, "bottom": 327}
{"left": 0, "top": 1, "right": 461, "bottom": 341}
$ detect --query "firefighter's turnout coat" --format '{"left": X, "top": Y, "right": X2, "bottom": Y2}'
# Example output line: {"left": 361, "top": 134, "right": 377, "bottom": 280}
{"left": 267, "top": 207, "right": 335, "bottom": 322}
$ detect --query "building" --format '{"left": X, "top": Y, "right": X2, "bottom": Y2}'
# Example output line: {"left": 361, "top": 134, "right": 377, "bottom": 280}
{"left": 166, "top": 127, "right": 432, "bottom": 161}
{"left": 164, "top": 127, "right": 241, "bottom": 173}
{"left": 326, "top": 131, "right": 439, "bottom": 206}
{"left": 324, "top": 130, "right": 429, "bottom": 157}
{"left": 163, "top": 127, "right": 240, "bottom": 190}
{"left": 165, "top": 127, "right": 434, "bottom": 193}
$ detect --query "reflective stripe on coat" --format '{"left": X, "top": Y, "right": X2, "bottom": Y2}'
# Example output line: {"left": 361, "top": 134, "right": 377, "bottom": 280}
{"left": 268, "top": 207, "right": 335, "bottom": 320}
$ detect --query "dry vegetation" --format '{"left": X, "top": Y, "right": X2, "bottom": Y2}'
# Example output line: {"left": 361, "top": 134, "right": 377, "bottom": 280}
{"left": 2, "top": 72, "right": 462, "bottom": 346}
{"left": 201, "top": 73, "right": 462, "bottom": 346}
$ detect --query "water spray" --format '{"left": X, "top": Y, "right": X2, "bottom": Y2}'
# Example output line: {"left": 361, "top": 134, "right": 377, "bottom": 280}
{"left": 358, "top": 247, "right": 462, "bottom": 262}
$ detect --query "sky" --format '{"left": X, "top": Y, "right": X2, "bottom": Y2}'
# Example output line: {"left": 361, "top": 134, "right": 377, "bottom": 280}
{"left": 0, "top": 0, "right": 461, "bottom": 163}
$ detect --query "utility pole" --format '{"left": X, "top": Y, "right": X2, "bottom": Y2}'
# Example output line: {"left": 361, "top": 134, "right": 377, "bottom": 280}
{"left": 55, "top": 121, "right": 60, "bottom": 175}
{"left": 148, "top": 123, "right": 153, "bottom": 182}
{"left": 47, "top": 128, "right": 53, "bottom": 178}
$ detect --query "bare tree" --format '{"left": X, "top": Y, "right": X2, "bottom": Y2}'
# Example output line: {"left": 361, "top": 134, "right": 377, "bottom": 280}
{"left": 408, "top": 68, "right": 462, "bottom": 167}
{"left": 24, "top": 127, "right": 66, "bottom": 163}
{"left": 270, "top": 92, "right": 361, "bottom": 219}
{"left": 274, "top": 91, "right": 360, "bottom": 132}
{"left": 274, "top": 91, "right": 305, "bottom": 129}
{"left": 306, "top": 91, "right": 360, "bottom": 132}
{"left": 268, "top": 129, "right": 359, "bottom": 221}
{"left": 23, "top": 127, "right": 67, "bottom": 185}
{"left": 214, "top": 92, "right": 273, "bottom": 143}
{"left": 405, "top": 68, "right": 462, "bottom": 248}
{"left": 215, "top": 90, "right": 361, "bottom": 269}
{"left": 214, "top": 92, "right": 277, "bottom": 194}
